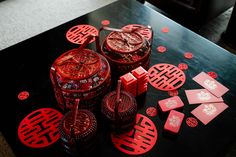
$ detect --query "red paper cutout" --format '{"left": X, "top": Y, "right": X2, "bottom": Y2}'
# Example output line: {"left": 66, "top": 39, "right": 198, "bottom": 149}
{"left": 186, "top": 117, "right": 198, "bottom": 128}
{"left": 146, "top": 107, "right": 157, "bottom": 117}
{"left": 178, "top": 63, "right": 188, "bottom": 71}
{"left": 18, "top": 91, "right": 29, "bottom": 100}
{"left": 148, "top": 63, "right": 186, "bottom": 91}
{"left": 168, "top": 90, "right": 179, "bottom": 96}
{"left": 101, "top": 20, "right": 110, "bottom": 26}
{"left": 207, "top": 71, "right": 218, "bottom": 79}
{"left": 184, "top": 52, "right": 193, "bottom": 59}
{"left": 122, "top": 24, "right": 152, "bottom": 41}
{"left": 66, "top": 25, "right": 98, "bottom": 44}
{"left": 161, "top": 27, "right": 169, "bottom": 33}
{"left": 157, "top": 46, "right": 167, "bottom": 53}
{"left": 18, "top": 108, "right": 63, "bottom": 148}
{"left": 111, "top": 114, "right": 158, "bottom": 155}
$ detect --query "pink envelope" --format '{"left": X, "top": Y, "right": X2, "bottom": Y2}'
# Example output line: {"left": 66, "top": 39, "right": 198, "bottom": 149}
{"left": 185, "top": 89, "right": 223, "bottom": 104}
{"left": 192, "top": 72, "right": 229, "bottom": 98}
{"left": 191, "top": 102, "right": 228, "bottom": 125}
{"left": 164, "top": 110, "right": 185, "bottom": 134}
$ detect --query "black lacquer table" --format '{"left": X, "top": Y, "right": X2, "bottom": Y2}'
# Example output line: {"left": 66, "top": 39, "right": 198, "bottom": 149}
{"left": 1, "top": 0, "right": 236, "bottom": 157}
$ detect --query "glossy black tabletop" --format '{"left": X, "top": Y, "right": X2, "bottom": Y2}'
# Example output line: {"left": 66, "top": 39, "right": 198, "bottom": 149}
{"left": 0, "top": 0, "right": 236, "bottom": 157}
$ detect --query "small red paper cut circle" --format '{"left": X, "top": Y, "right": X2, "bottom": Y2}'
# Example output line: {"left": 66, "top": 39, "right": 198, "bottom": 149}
{"left": 178, "top": 63, "right": 188, "bottom": 71}
{"left": 18, "top": 108, "right": 63, "bottom": 148}
{"left": 148, "top": 63, "right": 186, "bottom": 91}
{"left": 207, "top": 71, "right": 218, "bottom": 79}
{"left": 111, "top": 114, "right": 158, "bottom": 155}
{"left": 101, "top": 20, "right": 110, "bottom": 26}
{"left": 157, "top": 46, "right": 167, "bottom": 53}
{"left": 184, "top": 52, "right": 193, "bottom": 59}
{"left": 186, "top": 117, "right": 198, "bottom": 128}
{"left": 168, "top": 90, "right": 179, "bottom": 96}
{"left": 122, "top": 24, "right": 152, "bottom": 41}
{"left": 146, "top": 107, "right": 157, "bottom": 117}
{"left": 161, "top": 27, "right": 169, "bottom": 33}
{"left": 18, "top": 91, "right": 29, "bottom": 100}
{"left": 66, "top": 25, "right": 98, "bottom": 44}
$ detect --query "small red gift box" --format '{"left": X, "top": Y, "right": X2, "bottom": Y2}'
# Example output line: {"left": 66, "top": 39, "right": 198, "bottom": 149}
{"left": 158, "top": 96, "right": 184, "bottom": 113}
{"left": 164, "top": 110, "right": 185, "bottom": 134}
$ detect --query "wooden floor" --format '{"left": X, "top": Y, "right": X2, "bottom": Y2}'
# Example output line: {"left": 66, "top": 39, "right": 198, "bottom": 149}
{"left": 145, "top": 2, "right": 236, "bottom": 55}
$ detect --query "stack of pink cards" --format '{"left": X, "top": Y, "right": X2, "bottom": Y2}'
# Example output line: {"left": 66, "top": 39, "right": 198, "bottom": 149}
{"left": 185, "top": 72, "right": 229, "bottom": 125}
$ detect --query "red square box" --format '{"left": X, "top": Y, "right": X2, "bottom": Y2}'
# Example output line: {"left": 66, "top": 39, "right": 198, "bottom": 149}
{"left": 120, "top": 72, "right": 137, "bottom": 87}
{"left": 158, "top": 96, "right": 184, "bottom": 113}
{"left": 131, "top": 66, "right": 148, "bottom": 79}
{"left": 164, "top": 110, "right": 185, "bottom": 134}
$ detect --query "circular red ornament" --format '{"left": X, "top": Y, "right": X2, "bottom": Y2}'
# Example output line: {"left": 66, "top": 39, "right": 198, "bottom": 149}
{"left": 122, "top": 24, "right": 152, "bottom": 41}
{"left": 148, "top": 63, "right": 186, "bottom": 91}
{"left": 66, "top": 25, "right": 98, "bottom": 44}
{"left": 18, "top": 91, "right": 29, "bottom": 100}
{"left": 207, "top": 71, "right": 218, "bottom": 79}
{"left": 157, "top": 46, "right": 167, "bottom": 53}
{"left": 101, "top": 20, "right": 110, "bottom": 26}
{"left": 168, "top": 90, "right": 179, "bottom": 96}
{"left": 18, "top": 108, "right": 63, "bottom": 148}
{"left": 184, "top": 52, "right": 193, "bottom": 59}
{"left": 146, "top": 107, "right": 157, "bottom": 117}
{"left": 111, "top": 114, "right": 158, "bottom": 155}
{"left": 161, "top": 27, "right": 169, "bottom": 33}
{"left": 178, "top": 63, "right": 188, "bottom": 71}
{"left": 186, "top": 117, "right": 198, "bottom": 128}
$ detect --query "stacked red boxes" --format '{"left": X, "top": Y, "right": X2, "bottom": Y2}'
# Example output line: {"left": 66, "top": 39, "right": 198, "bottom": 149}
{"left": 120, "top": 73, "right": 137, "bottom": 96}
{"left": 131, "top": 66, "right": 148, "bottom": 95}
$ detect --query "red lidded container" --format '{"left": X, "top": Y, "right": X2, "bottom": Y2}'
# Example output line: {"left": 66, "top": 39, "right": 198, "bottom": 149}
{"left": 59, "top": 99, "right": 97, "bottom": 156}
{"left": 98, "top": 26, "right": 153, "bottom": 77}
{"left": 101, "top": 80, "right": 137, "bottom": 133}
{"left": 50, "top": 35, "right": 111, "bottom": 111}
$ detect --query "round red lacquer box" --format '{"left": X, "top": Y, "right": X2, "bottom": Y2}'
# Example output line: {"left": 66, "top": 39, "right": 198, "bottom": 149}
{"left": 50, "top": 36, "right": 111, "bottom": 112}
{"left": 98, "top": 26, "right": 153, "bottom": 77}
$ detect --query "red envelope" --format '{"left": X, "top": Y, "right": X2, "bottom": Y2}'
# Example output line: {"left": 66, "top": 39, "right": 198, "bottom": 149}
{"left": 192, "top": 72, "right": 229, "bottom": 97}
{"left": 185, "top": 89, "right": 223, "bottom": 104}
{"left": 164, "top": 110, "right": 185, "bottom": 134}
{"left": 158, "top": 96, "right": 184, "bottom": 112}
{"left": 191, "top": 102, "right": 228, "bottom": 125}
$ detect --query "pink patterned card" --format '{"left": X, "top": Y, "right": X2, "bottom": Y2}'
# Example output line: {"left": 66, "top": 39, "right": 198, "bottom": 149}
{"left": 164, "top": 110, "right": 185, "bottom": 134}
{"left": 191, "top": 102, "right": 228, "bottom": 125}
{"left": 185, "top": 89, "right": 223, "bottom": 104}
{"left": 192, "top": 72, "right": 229, "bottom": 97}
{"left": 158, "top": 96, "right": 184, "bottom": 112}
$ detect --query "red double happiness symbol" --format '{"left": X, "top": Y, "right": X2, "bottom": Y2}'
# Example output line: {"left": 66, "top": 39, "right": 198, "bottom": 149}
{"left": 186, "top": 117, "right": 198, "bottom": 128}
{"left": 66, "top": 25, "right": 98, "bottom": 44}
{"left": 18, "top": 91, "right": 29, "bottom": 100}
{"left": 18, "top": 108, "right": 63, "bottom": 148}
{"left": 146, "top": 107, "right": 157, "bottom": 117}
{"left": 207, "top": 71, "right": 218, "bottom": 79}
{"left": 148, "top": 63, "right": 186, "bottom": 91}
{"left": 111, "top": 114, "right": 158, "bottom": 155}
